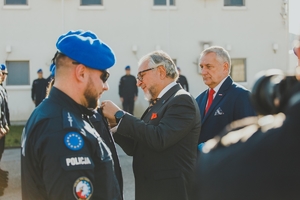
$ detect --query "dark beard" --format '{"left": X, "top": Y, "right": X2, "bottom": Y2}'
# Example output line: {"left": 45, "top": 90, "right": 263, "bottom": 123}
{"left": 83, "top": 77, "right": 98, "bottom": 109}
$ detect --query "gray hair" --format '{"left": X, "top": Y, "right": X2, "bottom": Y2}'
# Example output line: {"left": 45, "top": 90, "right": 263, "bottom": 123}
{"left": 139, "top": 50, "right": 179, "bottom": 80}
{"left": 200, "top": 46, "right": 231, "bottom": 69}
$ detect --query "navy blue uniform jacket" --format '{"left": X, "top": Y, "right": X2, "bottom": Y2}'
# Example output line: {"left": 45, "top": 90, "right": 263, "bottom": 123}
{"left": 21, "top": 87, "right": 121, "bottom": 200}
{"left": 195, "top": 76, "right": 256, "bottom": 143}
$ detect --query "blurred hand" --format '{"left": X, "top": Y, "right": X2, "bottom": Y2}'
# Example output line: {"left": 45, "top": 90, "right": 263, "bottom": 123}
{"left": 4, "top": 125, "right": 9, "bottom": 134}
{"left": 0, "top": 127, "right": 7, "bottom": 138}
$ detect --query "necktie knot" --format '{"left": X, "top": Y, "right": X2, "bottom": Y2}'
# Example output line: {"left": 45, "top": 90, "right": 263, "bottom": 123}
{"left": 149, "top": 98, "right": 160, "bottom": 107}
{"left": 209, "top": 89, "right": 215, "bottom": 96}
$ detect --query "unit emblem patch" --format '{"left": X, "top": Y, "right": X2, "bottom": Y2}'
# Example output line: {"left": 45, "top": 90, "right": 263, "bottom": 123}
{"left": 73, "top": 177, "right": 93, "bottom": 200}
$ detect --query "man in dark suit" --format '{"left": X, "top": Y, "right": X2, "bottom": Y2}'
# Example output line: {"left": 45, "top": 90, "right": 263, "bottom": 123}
{"left": 193, "top": 68, "right": 300, "bottom": 200}
{"left": 195, "top": 46, "right": 256, "bottom": 144}
{"left": 102, "top": 50, "right": 201, "bottom": 200}
{"left": 118, "top": 65, "right": 138, "bottom": 115}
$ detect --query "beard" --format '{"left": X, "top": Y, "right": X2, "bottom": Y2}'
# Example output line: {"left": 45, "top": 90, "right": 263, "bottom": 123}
{"left": 144, "top": 85, "right": 156, "bottom": 101}
{"left": 83, "top": 77, "right": 98, "bottom": 109}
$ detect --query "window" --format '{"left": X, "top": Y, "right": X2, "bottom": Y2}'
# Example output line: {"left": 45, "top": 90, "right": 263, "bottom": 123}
{"left": 224, "top": 0, "right": 245, "bottom": 6}
{"left": 4, "top": 0, "right": 27, "bottom": 5}
{"left": 6, "top": 61, "right": 30, "bottom": 86}
{"left": 154, "top": 0, "right": 175, "bottom": 6}
{"left": 81, "top": 0, "right": 102, "bottom": 6}
{"left": 230, "top": 59, "right": 246, "bottom": 82}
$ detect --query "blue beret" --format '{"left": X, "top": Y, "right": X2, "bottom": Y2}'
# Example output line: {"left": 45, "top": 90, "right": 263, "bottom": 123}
{"left": 37, "top": 68, "right": 43, "bottom": 73}
{"left": 125, "top": 65, "right": 130, "bottom": 70}
{"left": 56, "top": 30, "right": 115, "bottom": 71}
{"left": 0, "top": 64, "right": 6, "bottom": 71}
{"left": 57, "top": 30, "right": 97, "bottom": 43}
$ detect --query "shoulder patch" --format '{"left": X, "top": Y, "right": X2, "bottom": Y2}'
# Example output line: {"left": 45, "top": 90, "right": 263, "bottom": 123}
{"left": 61, "top": 155, "right": 94, "bottom": 171}
{"left": 73, "top": 177, "right": 93, "bottom": 200}
{"left": 64, "top": 132, "right": 84, "bottom": 151}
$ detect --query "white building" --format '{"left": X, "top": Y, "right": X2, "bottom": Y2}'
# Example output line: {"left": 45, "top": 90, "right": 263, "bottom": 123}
{"left": 0, "top": 0, "right": 290, "bottom": 123}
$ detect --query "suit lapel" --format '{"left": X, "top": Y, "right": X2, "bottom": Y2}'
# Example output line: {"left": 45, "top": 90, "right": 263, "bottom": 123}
{"left": 141, "top": 84, "right": 182, "bottom": 122}
{"left": 202, "top": 77, "right": 233, "bottom": 123}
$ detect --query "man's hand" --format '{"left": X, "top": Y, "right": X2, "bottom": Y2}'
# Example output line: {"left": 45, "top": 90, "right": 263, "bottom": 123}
{"left": 101, "top": 100, "right": 121, "bottom": 124}
{"left": 0, "top": 127, "right": 7, "bottom": 139}
{"left": 4, "top": 125, "right": 9, "bottom": 134}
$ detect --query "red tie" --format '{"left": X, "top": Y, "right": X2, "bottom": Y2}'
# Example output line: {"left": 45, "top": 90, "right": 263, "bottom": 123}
{"left": 205, "top": 89, "right": 215, "bottom": 114}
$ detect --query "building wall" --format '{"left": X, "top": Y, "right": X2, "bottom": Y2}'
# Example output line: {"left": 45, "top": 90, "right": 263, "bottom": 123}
{"left": 0, "top": 0, "right": 289, "bottom": 123}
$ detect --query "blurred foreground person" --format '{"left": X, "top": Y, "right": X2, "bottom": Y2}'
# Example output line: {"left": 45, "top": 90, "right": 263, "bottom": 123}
{"left": 193, "top": 66, "right": 300, "bottom": 199}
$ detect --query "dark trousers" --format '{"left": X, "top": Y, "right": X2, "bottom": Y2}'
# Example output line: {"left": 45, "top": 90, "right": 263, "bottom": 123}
{"left": 122, "top": 98, "right": 134, "bottom": 115}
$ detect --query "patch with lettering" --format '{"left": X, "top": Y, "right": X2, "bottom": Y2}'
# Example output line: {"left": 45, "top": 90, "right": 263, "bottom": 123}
{"left": 61, "top": 155, "right": 94, "bottom": 171}
{"left": 73, "top": 177, "right": 93, "bottom": 200}
{"left": 64, "top": 132, "right": 84, "bottom": 151}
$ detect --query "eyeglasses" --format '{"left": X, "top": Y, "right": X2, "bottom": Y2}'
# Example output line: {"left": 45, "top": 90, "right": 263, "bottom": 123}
{"left": 136, "top": 66, "right": 159, "bottom": 82}
{"left": 72, "top": 61, "right": 110, "bottom": 83}
{"left": 2, "top": 72, "right": 8, "bottom": 75}
{"left": 100, "top": 70, "right": 110, "bottom": 83}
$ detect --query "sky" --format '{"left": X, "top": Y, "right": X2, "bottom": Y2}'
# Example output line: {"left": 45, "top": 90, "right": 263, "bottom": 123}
{"left": 289, "top": 0, "right": 300, "bottom": 35}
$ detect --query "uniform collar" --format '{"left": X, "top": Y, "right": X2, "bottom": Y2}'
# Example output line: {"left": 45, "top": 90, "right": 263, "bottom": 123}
{"left": 48, "top": 87, "right": 94, "bottom": 116}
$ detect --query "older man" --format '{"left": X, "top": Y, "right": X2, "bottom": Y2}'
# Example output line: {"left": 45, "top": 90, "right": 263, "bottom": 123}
{"left": 195, "top": 46, "right": 256, "bottom": 144}
{"left": 21, "top": 30, "right": 121, "bottom": 200}
{"left": 102, "top": 50, "right": 201, "bottom": 200}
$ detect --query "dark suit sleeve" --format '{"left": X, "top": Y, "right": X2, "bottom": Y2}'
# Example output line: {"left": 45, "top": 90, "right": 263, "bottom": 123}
{"left": 113, "top": 133, "right": 135, "bottom": 156}
{"left": 116, "top": 94, "right": 198, "bottom": 152}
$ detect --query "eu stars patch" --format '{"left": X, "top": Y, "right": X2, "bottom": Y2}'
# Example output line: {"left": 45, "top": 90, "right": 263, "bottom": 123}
{"left": 73, "top": 177, "right": 93, "bottom": 200}
{"left": 64, "top": 132, "right": 84, "bottom": 151}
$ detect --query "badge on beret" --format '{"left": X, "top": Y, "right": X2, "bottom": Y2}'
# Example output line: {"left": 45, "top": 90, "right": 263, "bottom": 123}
{"left": 73, "top": 177, "right": 93, "bottom": 200}
{"left": 64, "top": 132, "right": 84, "bottom": 151}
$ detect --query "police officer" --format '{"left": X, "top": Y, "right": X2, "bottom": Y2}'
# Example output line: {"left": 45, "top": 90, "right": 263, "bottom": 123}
{"left": 176, "top": 67, "right": 189, "bottom": 91}
{"left": 0, "top": 64, "right": 9, "bottom": 158}
{"left": 0, "top": 64, "right": 9, "bottom": 196}
{"left": 31, "top": 68, "right": 48, "bottom": 107}
{"left": 118, "top": 65, "right": 138, "bottom": 115}
{"left": 0, "top": 64, "right": 10, "bottom": 130}
{"left": 21, "top": 30, "right": 122, "bottom": 200}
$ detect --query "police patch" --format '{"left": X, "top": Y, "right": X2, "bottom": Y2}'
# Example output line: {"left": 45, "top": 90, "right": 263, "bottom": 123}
{"left": 73, "top": 177, "right": 93, "bottom": 200}
{"left": 61, "top": 155, "right": 94, "bottom": 171}
{"left": 64, "top": 132, "right": 84, "bottom": 151}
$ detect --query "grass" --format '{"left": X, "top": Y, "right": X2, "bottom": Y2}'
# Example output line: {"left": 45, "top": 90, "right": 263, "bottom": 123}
{"left": 4, "top": 125, "right": 24, "bottom": 148}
